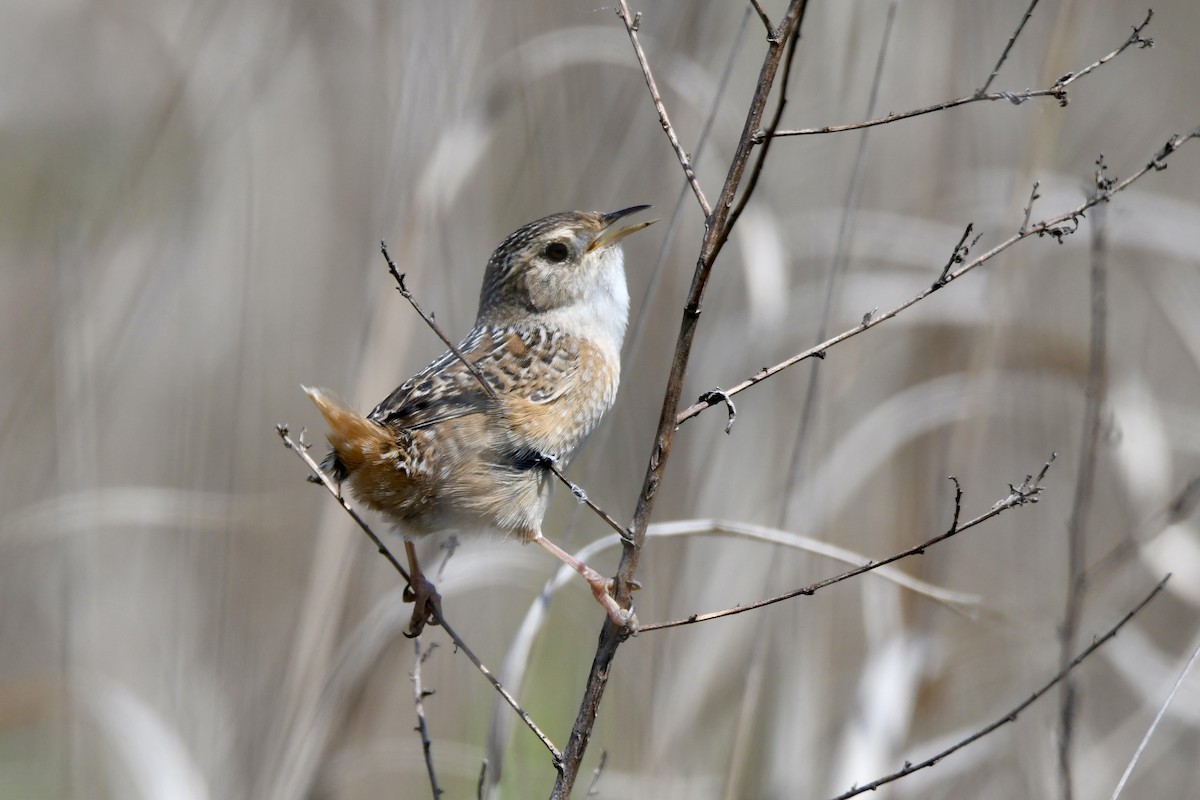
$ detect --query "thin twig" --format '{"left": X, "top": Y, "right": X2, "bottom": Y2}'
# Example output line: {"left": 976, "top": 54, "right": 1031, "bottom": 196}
{"left": 676, "top": 128, "right": 1200, "bottom": 426}
{"left": 640, "top": 456, "right": 1050, "bottom": 631}
{"left": 545, "top": 459, "right": 634, "bottom": 543}
{"left": 411, "top": 639, "right": 442, "bottom": 799}
{"left": 826, "top": 575, "right": 1171, "bottom": 800}
{"left": 1050, "top": 10, "right": 1154, "bottom": 92}
{"left": 535, "top": 519, "right": 983, "bottom": 625}
{"left": 488, "top": 509, "right": 980, "bottom": 800}
{"left": 1109, "top": 637, "right": 1200, "bottom": 800}
{"left": 949, "top": 475, "right": 963, "bottom": 525}
{"left": 623, "top": 0, "right": 810, "bottom": 579}
{"left": 381, "top": 241, "right": 499, "bottom": 402}
{"left": 748, "top": 0, "right": 772, "bottom": 34}
{"left": 616, "top": 0, "right": 711, "bottom": 217}
{"left": 976, "top": 0, "right": 1041, "bottom": 95}
{"left": 281, "top": 425, "right": 413, "bottom": 580}
{"left": 765, "top": 10, "right": 1154, "bottom": 139}
{"left": 934, "top": 223, "right": 975, "bottom": 289}
{"left": 724, "top": 11, "right": 803, "bottom": 237}
{"left": 1019, "top": 181, "right": 1041, "bottom": 235}
{"left": 621, "top": 4, "right": 750, "bottom": 363}
{"left": 276, "top": 425, "right": 562, "bottom": 763}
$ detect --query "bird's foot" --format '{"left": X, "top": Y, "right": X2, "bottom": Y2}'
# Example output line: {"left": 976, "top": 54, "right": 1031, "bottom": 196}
{"left": 532, "top": 532, "right": 638, "bottom": 631}
{"left": 584, "top": 570, "right": 639, "bottom": 632}
{"left": 402, "top": 572, "right": 442, "bottom": 638}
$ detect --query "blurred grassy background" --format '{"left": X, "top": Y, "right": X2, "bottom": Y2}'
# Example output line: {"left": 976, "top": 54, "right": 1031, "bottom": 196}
{"left": 2, "top": 1, "right": 1199, "bottom": 798}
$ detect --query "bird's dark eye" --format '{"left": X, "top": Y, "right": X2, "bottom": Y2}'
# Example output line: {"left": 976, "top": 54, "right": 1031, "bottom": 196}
{"left": 544, "top": 241, "right": 571, "bottom": 262}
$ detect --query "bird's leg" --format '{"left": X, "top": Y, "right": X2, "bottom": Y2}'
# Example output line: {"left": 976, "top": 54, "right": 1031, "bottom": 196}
{"left": 532, "top": 532, "right": 637, "bottom": 630}
{"left": 402, "top": 540, "right": 442, "bottom": 638}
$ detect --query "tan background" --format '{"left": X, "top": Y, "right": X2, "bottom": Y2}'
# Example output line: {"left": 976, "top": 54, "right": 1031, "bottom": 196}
{"left": 2, "top": 1, "right": 1199, "bottom": 798}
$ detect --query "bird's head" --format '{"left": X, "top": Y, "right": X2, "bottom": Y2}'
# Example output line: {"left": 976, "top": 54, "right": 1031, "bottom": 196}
{"left": 477, "top": 206, "right": 656, "bottom": 348}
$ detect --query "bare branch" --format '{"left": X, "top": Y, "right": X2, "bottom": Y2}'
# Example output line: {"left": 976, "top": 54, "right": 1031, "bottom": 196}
{"left": 976, "top": 0, "right": 1041, "bottom": 95}
{"left": 827, "top": 575, "right": 1171, "bottom": 800}
{"left": 934, "top": 223, "right": 974, "bottom": 289}
{"left": 530, "top": 520, "right": 982, "bottom": 620}
{"left": 381, "top": 241, "right": 499, "bottom": 403}
{"left": 764, "top": 10, "right": 1154, "bottom": 139}
{"left": 947, "top": 475, "right": 963, "bottom": 532}
{"left": 623, "top": 6, "right": 751, "bottom": 365}
{"left": 725, "top": 14, "right": 803, "bottom": 237}
{"left": 550, "top": 3, "right": 811, "bottom": 796}
{"left": 624, "top": 0, "right": 810, "bottom": 573}
{"left": 1050, "top": 10, "right": 1154, "bottom": 95}
{"left": 616, "top": 0, "right": 711, "bottom": 217}
{"left": 640, "top": 455, "right": 1054, "bottom": 631}
{"left": 544, "top": 458, "right": 634, "bottom": 543}
{"left": 276, "top": 425, "right": 562, "bottom": 763}
{"left": 677, "top": 129, "right": 1200, "bottom": 426}
{"left": 748, "top": 0, "right": 771, "bottom": 34}
{"left": 1020, "top": 180, "right": 1041, "bottom": 235}
{"left": 280, "top": 424, "right": 414, "bottom": 581}
{"left": 411, "top": 639, "right": 442, "bottom": 799}
{"left": 768, "top": 0, "right": 896, "bottom": 537}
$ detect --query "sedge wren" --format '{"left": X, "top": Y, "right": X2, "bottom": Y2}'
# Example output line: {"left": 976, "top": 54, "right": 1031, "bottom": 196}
{"left": 305, "top": 206, "right": 654, "bottom": 635}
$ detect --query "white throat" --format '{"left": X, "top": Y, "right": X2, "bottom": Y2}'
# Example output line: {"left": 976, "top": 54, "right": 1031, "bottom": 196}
{"left": 542, "top": 246, "right": 630, "bottom": 354}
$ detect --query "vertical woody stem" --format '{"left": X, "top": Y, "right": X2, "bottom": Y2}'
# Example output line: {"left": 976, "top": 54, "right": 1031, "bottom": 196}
{"left": 549, "top": 3, "right": 808, "bottom": 796}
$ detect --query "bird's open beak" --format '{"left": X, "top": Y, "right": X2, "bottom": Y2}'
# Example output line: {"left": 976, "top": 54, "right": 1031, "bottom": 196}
{"left": 588, "top": 205, "right": 658, "bottom": 252}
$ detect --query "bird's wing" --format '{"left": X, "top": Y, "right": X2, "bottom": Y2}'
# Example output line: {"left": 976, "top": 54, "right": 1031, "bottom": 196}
{"left": 367, "top": 326, "right": 580, "bottom": 431}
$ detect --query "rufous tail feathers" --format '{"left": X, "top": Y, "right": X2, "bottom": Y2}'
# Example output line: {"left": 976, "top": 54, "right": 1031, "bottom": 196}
{"left": 302, "top": 385, "right": 391, "bottom": 473}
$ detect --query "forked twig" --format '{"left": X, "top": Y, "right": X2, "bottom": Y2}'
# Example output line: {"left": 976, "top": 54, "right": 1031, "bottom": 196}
{"left": 616, "top": 0, "right": 711, "bottom": 217}
{"left": 724, "top": 13, "right": 803, "bottom": 238}
{"left": 677, "top": 129, "right": 1200, "bottom": 426}
{"left": 548, "top": 3, "right": 811, "bottom": 797}
{"left": 551, "top": 4, "right": 812, "bottom": 796}
{"left": 1019, "top": 181, "right": 1041, "bottom": 235}
{"left": 764, "top": 10, "right": 1155, "bottom": 139}
{"left": 640, "top": 458, "right": 1048, "bottom": 632}
{"left": 934, "top": 224, "right": 975, "bottom": 289}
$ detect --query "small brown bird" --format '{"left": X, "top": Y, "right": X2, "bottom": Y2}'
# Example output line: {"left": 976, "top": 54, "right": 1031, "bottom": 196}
{"left": 305, "top": 206, "right": 654, "bottom": 635}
